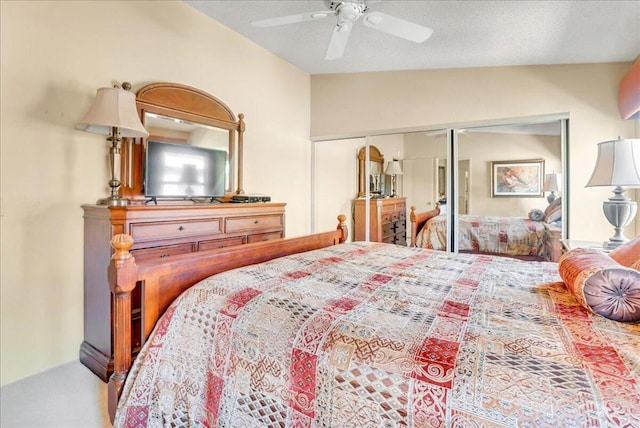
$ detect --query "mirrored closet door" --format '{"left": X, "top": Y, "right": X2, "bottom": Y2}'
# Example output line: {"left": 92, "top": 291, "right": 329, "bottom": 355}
{"left": 312, "top": 115, "right": 568, "bottom": 260}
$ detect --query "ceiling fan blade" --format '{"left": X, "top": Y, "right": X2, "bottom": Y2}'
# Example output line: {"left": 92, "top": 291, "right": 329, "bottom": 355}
{"left": 325, "top": 22, "right": 353, "bottom": 60}
{"left": 251, "top": 10, "right": 332, "bottom": 28}
{"left": 362, "top": 11, "right": 433, "bottom": 43}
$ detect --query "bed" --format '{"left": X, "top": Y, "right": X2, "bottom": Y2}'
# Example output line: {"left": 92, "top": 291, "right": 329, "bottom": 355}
{"left": 410, "top": 204, "right": 563, "bottom": 262}
{"left": 107, "top": 215, "right": 639, "bottom": 427}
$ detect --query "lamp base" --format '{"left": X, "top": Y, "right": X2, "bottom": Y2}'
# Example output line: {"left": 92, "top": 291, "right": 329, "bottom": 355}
{"left": 602, "top": 239, "right": 625, "bottom": 250}
{"left": 546, "top": 192, "right": 556, "bottom": 204}
{"left": 98, "top": 196, "right": 130, "bottom": 207}
{"left": 601, "top": 190, "right": 637, "bottom": 250}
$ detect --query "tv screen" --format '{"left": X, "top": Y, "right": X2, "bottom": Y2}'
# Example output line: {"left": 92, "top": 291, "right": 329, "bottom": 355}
{"left": 145, "top": 140, "right": 226, "bottom": 199}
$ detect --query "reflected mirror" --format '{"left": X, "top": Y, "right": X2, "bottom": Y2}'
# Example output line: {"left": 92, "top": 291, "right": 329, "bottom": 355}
{"left": 357, "top": 145, "right": 384, "bottom": 197}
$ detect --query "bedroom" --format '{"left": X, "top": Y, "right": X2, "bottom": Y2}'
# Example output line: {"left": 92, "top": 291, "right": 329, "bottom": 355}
{"left": 1, "top": 0, "right": 639, "bottom": 426}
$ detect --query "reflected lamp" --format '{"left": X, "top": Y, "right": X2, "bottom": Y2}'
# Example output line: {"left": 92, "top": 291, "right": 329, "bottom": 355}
{"left": 586, "top": 138, "right": 640, "bottom": 249}
{"left": 77, "top": 82, "right": 148, "bottom": 206}
{"left": 542, "top": 172, "right": 561, "bottom": 204}
{"left": 385, "top": 160, "right": 403, "bottom": 198}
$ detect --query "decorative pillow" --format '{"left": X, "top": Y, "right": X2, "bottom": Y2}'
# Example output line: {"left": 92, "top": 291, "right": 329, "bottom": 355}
{"left": 528, "top": 208, "right": 545, "bottom": 221}
{"left": 609, "top": 236, "right": 640, "bottom": 268}
{"left": 544, "top": 197, "right": 562, "bottom": 224}
{"left": 558, "top": 248, "right": 640, "bottom": 322}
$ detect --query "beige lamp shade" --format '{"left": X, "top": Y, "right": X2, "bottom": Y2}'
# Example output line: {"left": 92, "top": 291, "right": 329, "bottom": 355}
{"left": 586, "top": 139, "right": 640, "bottom": 187}
{"left": 76, "top": 86, "right": 148, "bottom": 138}
{"left": 543, "top": 173, "right": 561, "bottom": 192}
{"left": 385, "top": 160, "right": 403, "bottom": 176}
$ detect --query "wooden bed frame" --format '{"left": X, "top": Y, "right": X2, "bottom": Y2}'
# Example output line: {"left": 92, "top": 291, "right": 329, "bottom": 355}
{"left": 106, "top": 215, "right": 348, "bottom": 422}
{"left": 409, "top": 205, "right": 563, "bottom": 262}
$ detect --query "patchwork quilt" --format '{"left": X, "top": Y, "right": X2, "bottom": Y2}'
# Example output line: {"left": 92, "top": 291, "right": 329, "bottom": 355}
{"left": 416, "top": 214, "right": 549, "bottom": 258}
{"left": 115, "top": 242, "right": 640, "bottom": 427}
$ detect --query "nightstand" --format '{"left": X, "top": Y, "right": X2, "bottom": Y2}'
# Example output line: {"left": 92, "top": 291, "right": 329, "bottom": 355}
{"left": 561, "top": 239, "right": 610, "bottom": 253}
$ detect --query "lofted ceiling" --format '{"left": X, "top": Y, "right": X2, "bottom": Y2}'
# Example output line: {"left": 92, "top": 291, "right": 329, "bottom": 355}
{"left": 185, "top": 0, "right": 640, "bottom": 75}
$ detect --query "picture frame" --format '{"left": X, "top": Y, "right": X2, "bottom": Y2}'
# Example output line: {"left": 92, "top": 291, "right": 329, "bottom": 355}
{"left": 491, "top": 159, "right": 544, "bottom": 197}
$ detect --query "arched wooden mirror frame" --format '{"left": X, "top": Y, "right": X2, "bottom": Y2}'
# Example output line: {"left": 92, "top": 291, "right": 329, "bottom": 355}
{"left": 119, "top": 82, "right": 245, "bottom": 202}
{"left": 357, "top": 145, "right": 384, "bottom": 197}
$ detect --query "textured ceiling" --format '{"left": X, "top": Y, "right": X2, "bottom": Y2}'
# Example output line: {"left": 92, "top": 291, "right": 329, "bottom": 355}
{"left": 185, "top": 0, "right": 640, "bottom": 75}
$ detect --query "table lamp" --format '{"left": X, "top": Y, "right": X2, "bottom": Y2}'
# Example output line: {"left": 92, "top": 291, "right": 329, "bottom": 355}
{"left": 586, "top": 138, "right": 640, "bottom": 249}
{"left": 385, "top": 160, "right": 403, "bottom": 197}
{"left": 543, "top": 172, "right": 561, "bottom": 203}
{"left": 77, "top": 82, "right": 148, "bottom": 206}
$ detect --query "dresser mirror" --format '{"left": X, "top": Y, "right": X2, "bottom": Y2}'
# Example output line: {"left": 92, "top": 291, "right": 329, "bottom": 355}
{"left": 119, "top": 82, "right": 245, "bottom": 201}
{"left": 357, "top": 145, "right": 385, "bottom": 197}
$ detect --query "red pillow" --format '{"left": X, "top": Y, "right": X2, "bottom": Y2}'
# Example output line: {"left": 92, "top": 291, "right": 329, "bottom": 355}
{"left": 609, "top": 236, "right": 640, "bottom": 268}
{"left": 558, "top": 248, "right": 640, "bottom": 322}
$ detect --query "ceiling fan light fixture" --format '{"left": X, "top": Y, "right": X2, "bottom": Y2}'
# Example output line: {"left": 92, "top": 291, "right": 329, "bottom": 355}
{"left": 335, "top": 2, "right": 366, "bottom": 22}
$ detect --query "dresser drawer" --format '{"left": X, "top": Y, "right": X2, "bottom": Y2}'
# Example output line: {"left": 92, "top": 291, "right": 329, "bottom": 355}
{"left": 130, "top": 243, "right": 195, "bottom": 262}
{"left": 198, "top": 236, "right": 245, "bottom": 251}
{"left": 226, "top": 215, "right": 283, "bottom": 234}
{"left": 130, "top": 219, "right": 222, "bottom": 241}
{"left": 394, "top": 234, "right": 407, "bottom": 246}
{"left": 394, "top": 221, "right": 406, "bottom": 234}
{"left": 247, "top": 231, "right": 284, "bottom": 243}
{"left": 382, "top": 211, "right": 404, "bottom": 224}
{"left": 382, "top": 222, "right": 395, "bottom": 236}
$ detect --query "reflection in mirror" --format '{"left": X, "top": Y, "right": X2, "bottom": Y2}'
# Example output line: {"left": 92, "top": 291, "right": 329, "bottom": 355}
{"left": 312, "top": 116, "right": 567, "bottom": 261}
{"left": 403, "top": 130, "right": 449, "bottom": 249}
{"left": 357, "top": 145, "right": 384, "bottom": 197}
{"left": 453, "top": 120, "right": 565, "bottom": 261}
{"left": 144, "top": 113, "right": 231, "bottom": 189}
{"left": 313, "top": 137, "right": 365, "bottom": 240}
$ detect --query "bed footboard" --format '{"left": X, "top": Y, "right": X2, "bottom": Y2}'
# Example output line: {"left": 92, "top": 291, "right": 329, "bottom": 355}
{"left": 409, "top": 204, "right": 441, "bottom": 247}
{"left": 107, "top": 214, "right": 348, "bottom": 422}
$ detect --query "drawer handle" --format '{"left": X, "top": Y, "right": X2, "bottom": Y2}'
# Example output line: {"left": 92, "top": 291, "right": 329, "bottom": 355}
{"left": 178, "top": 225, "right": 184, "bottom": 231}
{"left": 161, "top": 253, "right": 169, "bottom": 258}
{"left": 254, "top": 220, "right": 259, "bottom": 224}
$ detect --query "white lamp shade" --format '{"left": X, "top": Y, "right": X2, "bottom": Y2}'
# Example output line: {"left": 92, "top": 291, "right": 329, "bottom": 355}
{"left": 385, "top": 160, "right": 403, "bottom": 175}
{"left": 586, "top": 139, "right": 640, "bottom": 187}
{"left": 543, "top": 173, "right": 561, "bottom": 192}
{"left": 76, "top": 87, "right": 149, "bottom": 137}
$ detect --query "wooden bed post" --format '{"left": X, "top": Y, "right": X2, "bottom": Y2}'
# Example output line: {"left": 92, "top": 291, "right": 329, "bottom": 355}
{"left": 410, "top": 206, "right": 418, "bottom": 247}
{"left": 409, "top": 203, "right": 440, "bottom": 247}
{"left": 337, "top": 214, "right": 348, "bottom": 243}
{"left": 107, "top": 234, "right": 138, "bottom": 423}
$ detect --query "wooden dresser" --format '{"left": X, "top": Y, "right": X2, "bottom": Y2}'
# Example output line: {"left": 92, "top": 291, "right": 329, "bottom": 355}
{"left": 80, "top": 202, "right": 285, "bottom": 381}
{"left": 354, "top": 197, "right": 407, "bottom": 245}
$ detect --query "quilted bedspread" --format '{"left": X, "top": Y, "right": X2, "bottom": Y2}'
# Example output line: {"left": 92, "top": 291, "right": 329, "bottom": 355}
{"left": 115, "top": 242, "right": 640, "bottom": 427}
{"left": 416, "top": 214, "right": 548, "bottom": 258}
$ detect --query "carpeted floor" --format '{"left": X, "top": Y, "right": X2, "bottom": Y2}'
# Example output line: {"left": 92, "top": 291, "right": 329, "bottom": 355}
{"left": 1, "top": 360, "right": 110, "bottom": 427}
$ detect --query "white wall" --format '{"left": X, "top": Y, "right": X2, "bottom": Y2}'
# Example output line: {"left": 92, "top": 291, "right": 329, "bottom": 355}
{"left": 0, "top": 1, "right": 311, "bottom": 385}
{"left": 311, "top": 64, "right": 639, "bottom": 241}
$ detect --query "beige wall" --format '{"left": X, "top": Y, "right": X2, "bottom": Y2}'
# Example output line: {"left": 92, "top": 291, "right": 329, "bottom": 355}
{"left": 0, "top": 1, "right": 311, "bottom": 385}
{"left": 311, "top": 64, "right": 639, "bottom": 241}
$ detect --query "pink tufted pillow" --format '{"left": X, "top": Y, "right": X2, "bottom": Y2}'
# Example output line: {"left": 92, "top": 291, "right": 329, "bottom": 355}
{"left": 558, "top": 248, "right": 640, "bottom": 322}
{"left": 609, "top": 236, "right": 640, "bottom": 268}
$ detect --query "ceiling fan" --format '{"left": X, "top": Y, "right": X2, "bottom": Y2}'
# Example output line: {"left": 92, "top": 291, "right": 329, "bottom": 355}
{"left": 251, "top": 1, "right": 433, "bottom": 60}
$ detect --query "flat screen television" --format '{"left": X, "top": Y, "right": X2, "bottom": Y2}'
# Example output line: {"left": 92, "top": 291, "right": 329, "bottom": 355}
{"left": 144, "top": 140, "right": 227, "bottom": 199}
